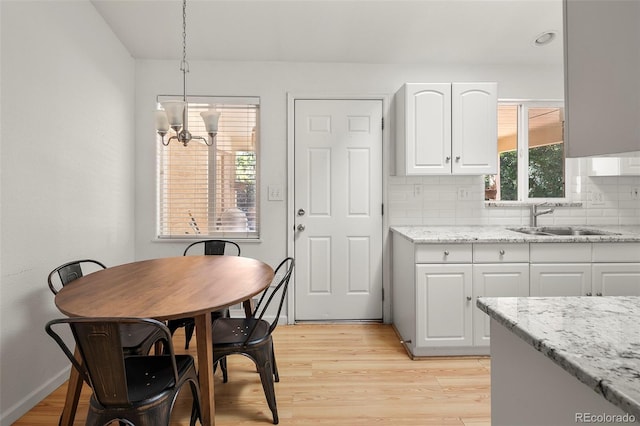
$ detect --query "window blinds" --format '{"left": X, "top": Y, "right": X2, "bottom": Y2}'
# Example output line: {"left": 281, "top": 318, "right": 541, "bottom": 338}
{"left": 157, "top": 96, "right": 259, "bottom": 239}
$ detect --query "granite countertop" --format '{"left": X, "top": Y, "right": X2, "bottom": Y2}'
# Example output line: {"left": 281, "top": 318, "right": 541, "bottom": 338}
{"left": 390, "top": 225, "right": 640, "bottom": 243}
{"left": 477, "top": 296, "right": 640, "bottom": 419}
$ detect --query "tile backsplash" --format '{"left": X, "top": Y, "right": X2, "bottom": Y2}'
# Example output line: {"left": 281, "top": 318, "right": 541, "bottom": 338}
{"left": 388, "top": 159, "right": 640, "bottom": 227}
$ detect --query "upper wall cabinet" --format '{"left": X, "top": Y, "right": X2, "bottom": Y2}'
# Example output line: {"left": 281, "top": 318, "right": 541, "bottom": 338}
{"left": 395, "top": 82, "right": 497, "bottom": 176}
{"left": 563, "top": 0, "right": 640, "bottom": 157}
{"left": 587, "top": 153, "right": 640, "bottom": 176}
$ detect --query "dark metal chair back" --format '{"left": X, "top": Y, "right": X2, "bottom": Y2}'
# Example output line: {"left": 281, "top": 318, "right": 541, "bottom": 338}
{"left": 249, "top": 257, "right": 295, "bottom": 340}
{"left": 183, "top": 239, "right": 241, "bottom": 256}
{"left": 47, "top": 259, "right": 107, "bottom": 295}
{"left": 45, "top": 316, "right": 203, "bottom": 426}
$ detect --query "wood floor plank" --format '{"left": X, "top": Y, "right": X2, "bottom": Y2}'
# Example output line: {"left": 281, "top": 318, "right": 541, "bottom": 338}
{"left": 14, "top": 324, "right": 490, "bottom": 425}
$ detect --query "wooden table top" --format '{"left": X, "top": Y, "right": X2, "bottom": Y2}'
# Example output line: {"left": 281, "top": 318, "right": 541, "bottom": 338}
{"left": 55, "top": 256, "right": 275, "bottom": 320}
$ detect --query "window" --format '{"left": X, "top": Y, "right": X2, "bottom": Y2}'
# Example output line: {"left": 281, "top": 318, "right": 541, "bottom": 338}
{"left": 157, "top": 96, "right": 259, "bottom": 239}
{"left": 485, "top": 101, "right": 565, "bottom": 202}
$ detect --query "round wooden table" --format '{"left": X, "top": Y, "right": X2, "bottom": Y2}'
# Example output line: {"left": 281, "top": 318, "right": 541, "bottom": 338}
{"left": 54, "top": 255, "right": 275, "bottom": 426}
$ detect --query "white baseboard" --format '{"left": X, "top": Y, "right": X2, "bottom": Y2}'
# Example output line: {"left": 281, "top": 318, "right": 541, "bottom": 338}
{"left": 0, "top": 366, "right": 70, "bottom": 426}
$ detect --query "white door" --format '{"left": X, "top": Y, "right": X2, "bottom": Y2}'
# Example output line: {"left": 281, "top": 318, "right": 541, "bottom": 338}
{"left": 294, "top": 99, "right": 383, "bottom": 321}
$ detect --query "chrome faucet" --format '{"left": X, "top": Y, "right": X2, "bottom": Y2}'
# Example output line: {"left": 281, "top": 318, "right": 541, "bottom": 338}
{"left": 530, "top": 202, "right": 555, "bottom": 227}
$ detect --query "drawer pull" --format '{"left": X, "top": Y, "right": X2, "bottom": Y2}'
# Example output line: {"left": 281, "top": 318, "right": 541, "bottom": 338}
{"left": 596, "top": 292, "right": 603, "bottom": 297}
{"left": 499, "top": 249, "right": 505, "bottom": 255}
{"left": 444, "top": 250, "right": 450, "bottom": 256}
{"left": 586, "top": 292, "right": 592, "bottom": 296}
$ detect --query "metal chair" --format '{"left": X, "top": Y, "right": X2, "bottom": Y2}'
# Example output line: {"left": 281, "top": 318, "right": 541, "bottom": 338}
{"left": 211, "top": 257, "right": 294, "bottom": 424}
{"left": 48, "top": 259, "right": 166, "bottom": 356}
{"left": 46, "top": 317, "right": 201, "bottom": 426}
{"left": 167, "top": 240, "right": 241, "bottom": 350}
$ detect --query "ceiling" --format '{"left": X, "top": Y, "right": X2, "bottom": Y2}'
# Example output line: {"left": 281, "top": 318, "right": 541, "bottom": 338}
{"left": 90, "top": 0, "right": 564, "bottom": 66}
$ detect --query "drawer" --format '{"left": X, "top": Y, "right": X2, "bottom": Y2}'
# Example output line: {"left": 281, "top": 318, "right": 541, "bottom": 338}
{"left": 530, "top": 243, "right": 591, "bottom": 263}
{"left": 592, "top": 243, "right": 640, "bottom": 262}
{"left": 473, "top": 243, "right": 529, "bottom": 263}
{"left": 415, "top": 244, "right": 472, "bottom": 263}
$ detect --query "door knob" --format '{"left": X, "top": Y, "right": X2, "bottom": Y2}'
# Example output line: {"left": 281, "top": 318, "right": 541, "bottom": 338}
{"left": 297, "top": 224, "right": 306, "bottom": 232}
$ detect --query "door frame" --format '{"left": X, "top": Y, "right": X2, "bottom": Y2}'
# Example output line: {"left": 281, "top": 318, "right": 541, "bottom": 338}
{"left": 286, "top": 93, "right": 392, "bottom": 324}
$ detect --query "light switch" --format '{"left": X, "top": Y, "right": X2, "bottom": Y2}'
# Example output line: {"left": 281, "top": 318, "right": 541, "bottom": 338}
{"left": 268, "top": 185, "right": 284, "bottom": 201}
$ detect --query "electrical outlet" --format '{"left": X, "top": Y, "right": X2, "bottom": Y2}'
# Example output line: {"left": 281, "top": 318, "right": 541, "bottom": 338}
{"left": 413, "top": 184, "right": 422, "bottom": 197}
{"left": 591, "top": 191, "right": 604, "bottom": 205}
{"left": 457, "top": 187, "right": 470, "bottom": 200}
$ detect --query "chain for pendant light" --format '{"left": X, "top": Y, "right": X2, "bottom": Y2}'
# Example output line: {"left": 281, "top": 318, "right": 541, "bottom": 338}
{"left": 156, "top": 0, "right": 219, "bottom": 147}
{"left": 180, "top": 0, "right": 189, "bottom": 100}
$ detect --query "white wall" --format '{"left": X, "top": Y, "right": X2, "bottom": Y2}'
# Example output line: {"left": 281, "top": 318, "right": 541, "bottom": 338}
{"left": 135, "top": 60, "right": 565, "bottom": 265}
{"left": 134, "top": 60, "right": 565, "bottom": 325}
{"left": 0, "top": 1, "right": 136, "bottom": 423}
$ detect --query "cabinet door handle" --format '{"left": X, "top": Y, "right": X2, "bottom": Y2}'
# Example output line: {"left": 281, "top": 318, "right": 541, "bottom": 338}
{"left": 445, "top": 156, "right": 451, "bottom": 163}
{"left": 466, "top": 296, "right": 472, "bottom": 301}
{"left": 586, "top": 292, "right": 592, "bottom": 296}
{"left": 596, "top": 292, "right": 603, "bottom": 296}
{"left": 455, "top": 156, "right": 461, "bottom": 162}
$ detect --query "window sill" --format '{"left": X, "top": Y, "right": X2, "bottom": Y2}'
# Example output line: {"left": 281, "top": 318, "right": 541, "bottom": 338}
{"left": 485, "top": 201, "right": 582, "bottom": 208}
{"left": 153, "top": 237, "right": 263, "bottom": 244}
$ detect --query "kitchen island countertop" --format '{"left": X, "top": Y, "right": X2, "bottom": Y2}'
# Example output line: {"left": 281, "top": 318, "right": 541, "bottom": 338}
{"left": 477, "top": 296, "right": 640, "bottom": 420}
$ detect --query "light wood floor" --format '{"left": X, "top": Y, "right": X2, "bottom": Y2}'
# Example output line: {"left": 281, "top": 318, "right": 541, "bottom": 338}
{"left": 14, "top": 324, "right": 491, "bottom": 425}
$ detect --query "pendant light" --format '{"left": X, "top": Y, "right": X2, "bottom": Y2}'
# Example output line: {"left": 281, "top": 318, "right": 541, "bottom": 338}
{"left": 155, "top": 0, "right": 219, "bottom": 147}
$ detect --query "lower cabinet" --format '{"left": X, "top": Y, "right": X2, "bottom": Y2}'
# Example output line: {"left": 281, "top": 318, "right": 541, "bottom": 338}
{"left": 530, "top": 264, "right": 592, "bottom": 296}
{"left": 416, "top": 264, "right": 473, "bottom": 348}
{"left": 593, "top": 264, "right": 640, "bottom": 295}
{"left": 592, "top": 243, "right": 640, "bottom": 296}
{"left": 392, "top": 234, "right": 640, "bottom": 358}
{"left": 472, "top": 263, "right": 529, "bottom": 346}
{"left": 530, "top": 243, "right": 640, "bottom": 297}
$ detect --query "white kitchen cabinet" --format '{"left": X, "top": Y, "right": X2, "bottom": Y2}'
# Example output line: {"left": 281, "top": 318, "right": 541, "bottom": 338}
{"left": 530, "top": 264, "right": 592, "bottom": 296}
{"left": 392, "top": 234, "right": 640, "bottom": 358}
{"left": 530, "top": 242, "right": 640, "bottom": 297}
{"left": 529, "top": 243, "right": 592, "bottom": 296}
{"left": 473, "top": 265, "right": 529, "bottom": 346}
{"left": 592, "top": 243, "right": 640, "bottom": 296}
{"left": 593, "top": 264, "right": 640, "bottom": 296}
{"left": 587, "top": 154, "right": 640, "bottom": 176}
{"left": 564, "top": 0, "right": 640, "bottom": 157}
{"left": 416, "top": 264, "right": 473, "bottom": 348}
{"left": 395, "top": 82, "right": 497, "bottom": 175}
{"left": 472, "top": 243, "right": 529, "bottom": 347}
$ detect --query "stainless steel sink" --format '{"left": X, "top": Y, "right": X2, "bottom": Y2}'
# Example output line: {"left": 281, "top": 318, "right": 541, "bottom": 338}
{"left": 508, "top": 226, "right": 620, "bottom": 236}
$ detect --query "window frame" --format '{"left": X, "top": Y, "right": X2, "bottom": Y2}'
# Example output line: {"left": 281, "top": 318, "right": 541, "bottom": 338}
{"left": 491, "top": 99, "right": 566, "bottom": 203}
{"left": 155, "top": 95, "right": 260, "bottom": 240}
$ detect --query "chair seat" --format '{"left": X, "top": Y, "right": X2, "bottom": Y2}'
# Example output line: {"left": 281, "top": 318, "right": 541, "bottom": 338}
{"left": 120, "top": 323, "right": 165, "bottom": 355}
{"left": 211, "top": 318, "right": 271, "bottom": 347}
{"left": 125, "top": 355, "right": 195, "bottom": 403}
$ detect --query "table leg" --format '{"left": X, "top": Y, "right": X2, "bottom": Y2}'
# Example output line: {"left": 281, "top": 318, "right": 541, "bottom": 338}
{"left": 195, "top": 312, "right": 215, "bottom": 426}
{"left": 242, "top": 299, "right": 255, "bottom": 318}
{"left": 59, "top": 347, "right": 83, "bottom": 426}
